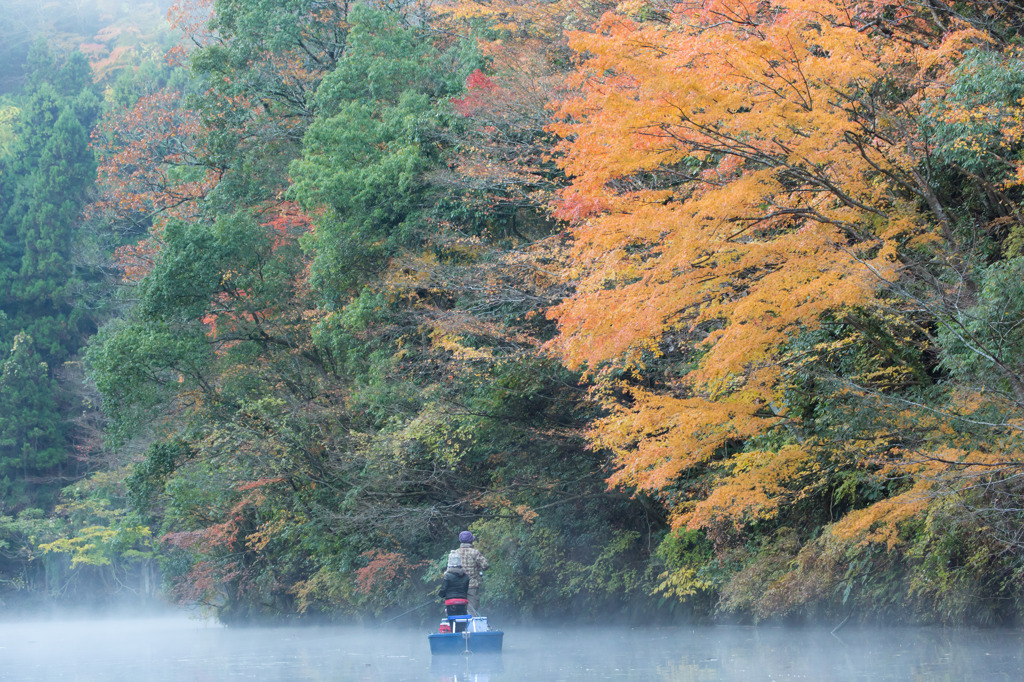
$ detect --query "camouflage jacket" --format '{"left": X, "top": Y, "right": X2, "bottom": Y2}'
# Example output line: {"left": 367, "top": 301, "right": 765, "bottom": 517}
{"left": 455, "top": 544, "right": 489, "bottom": 588}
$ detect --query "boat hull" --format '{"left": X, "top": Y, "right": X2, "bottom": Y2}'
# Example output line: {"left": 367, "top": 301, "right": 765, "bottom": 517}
{"left": 428, "top": 630, "right": 504, "bottom": 655}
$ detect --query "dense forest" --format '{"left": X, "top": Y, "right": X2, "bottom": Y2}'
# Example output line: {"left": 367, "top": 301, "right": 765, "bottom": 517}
{"left": 2, "top": 0, "right": 1024, "bottom": 627}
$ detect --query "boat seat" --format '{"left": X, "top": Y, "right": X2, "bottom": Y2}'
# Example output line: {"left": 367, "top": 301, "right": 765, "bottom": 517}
{"left": 448, "top": 614, "right": 472, "bottom": 633}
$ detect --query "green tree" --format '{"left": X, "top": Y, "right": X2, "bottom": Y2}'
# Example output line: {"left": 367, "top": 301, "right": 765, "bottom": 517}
{"left": 290, "top": 7, "right": 477, "bottom": 302}
{"left": 0, "top": 333, "right": 65, "bottom": 509}
{"left": 0, "top": 43, "right": 100, "bottom": 511}
{"left": 88, "top": 4, "right": 661, "bottom": 624}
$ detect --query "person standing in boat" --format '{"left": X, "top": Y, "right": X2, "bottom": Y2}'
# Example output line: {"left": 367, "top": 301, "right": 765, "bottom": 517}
{"left": 455, "top": 530, "right": 489, "bottom": 614}
{"left": 438, "top": 550, "right": 470, "bottom": 628}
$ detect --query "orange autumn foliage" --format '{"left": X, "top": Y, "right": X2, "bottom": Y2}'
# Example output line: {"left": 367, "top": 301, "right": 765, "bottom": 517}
{"left": 92, "top": 89, "right": 218, "bottom": 224}
{"left": 167, "top": 0, "right": 216, "bottom": 50}
{"left": 354, "top": 550, "right": 428, "bottom": 596}
{"left": 90, "top": 88, "right": 218, "bottom": 285}
{"left": 547, "top": 0, "right": 985, "bottom": 530}
{"left": 113, "top": 237, "right": 162, "bottom": 285}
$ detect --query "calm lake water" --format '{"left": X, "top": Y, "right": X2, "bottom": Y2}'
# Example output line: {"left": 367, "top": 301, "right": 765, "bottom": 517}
{"left": 0, "top": 615, "right": 1021, "bottom": 681}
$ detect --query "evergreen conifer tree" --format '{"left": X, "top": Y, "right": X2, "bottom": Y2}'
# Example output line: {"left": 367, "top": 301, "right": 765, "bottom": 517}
{"left": 0, "top": 41, "right": 99, "bottom": 510}
{"left": 0, "top": 333, "right": 64, "bottom": 509}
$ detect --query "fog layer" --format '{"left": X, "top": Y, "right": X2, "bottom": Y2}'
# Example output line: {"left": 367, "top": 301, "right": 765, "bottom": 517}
{"left": 1, "top": 617, "right": 1021, "bottom": 681}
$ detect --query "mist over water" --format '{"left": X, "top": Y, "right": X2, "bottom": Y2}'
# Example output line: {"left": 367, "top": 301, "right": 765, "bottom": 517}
{"left": 0, "top": 615, "right": 1021, "bottom": 681}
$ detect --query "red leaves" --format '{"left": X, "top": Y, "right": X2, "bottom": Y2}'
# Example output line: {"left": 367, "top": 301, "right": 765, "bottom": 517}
{"left": 353, "top": 550, "right": 427, "bottom": 596}
{"left": 171, "top": 559, "right": 241, "bottom": 604}
{"left": 90, "top": 89, "right": 217, "bottom": 225}
{"left": 161, "top": 477, "right": 286, "bottom": 605}
{"left": 112, "top": 238, "right": 160, "bottom": 284}
{"left": 236, "top": 477, "right": 286, "bottom": 492}
{"left": 263, "top": 201, "right": 313, "bottom": 250}
{"left": 451, "top": 69, "right": 502, "bottom": 117}
{"left": 167, "top": 0, "right": 215, "bottom": 46}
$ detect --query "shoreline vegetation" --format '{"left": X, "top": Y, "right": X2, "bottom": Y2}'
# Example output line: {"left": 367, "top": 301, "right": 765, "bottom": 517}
{"left": 2, "top": 0, "right": 1024, "bottom": 628}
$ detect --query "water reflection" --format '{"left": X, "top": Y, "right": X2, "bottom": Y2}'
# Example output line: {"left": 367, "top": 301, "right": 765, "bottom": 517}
{"left": 0, "top": 617, "right": 1020, "bottom": 681}
{"left": 430, "top": 653, "right": 503, "bottom": 681}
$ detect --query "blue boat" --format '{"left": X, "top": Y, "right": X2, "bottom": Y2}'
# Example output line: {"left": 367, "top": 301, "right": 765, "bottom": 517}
{"left": 430, "top": 650, "right": 504, "bottom": 676}
{"left": 428, "top": 614, "right": 504, "bottom": 655}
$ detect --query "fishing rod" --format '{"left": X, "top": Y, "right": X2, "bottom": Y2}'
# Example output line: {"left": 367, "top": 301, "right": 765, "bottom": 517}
{"left": 382, "top": 598, "right": 436, "bottom": 625}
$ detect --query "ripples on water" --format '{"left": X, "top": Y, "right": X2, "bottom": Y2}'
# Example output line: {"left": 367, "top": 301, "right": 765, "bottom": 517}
{"left": 0, "top": 616, "right": 1021, "bottom": 681}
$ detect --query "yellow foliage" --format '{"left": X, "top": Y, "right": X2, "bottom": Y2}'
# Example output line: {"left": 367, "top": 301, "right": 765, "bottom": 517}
{"left": 431, "top": 330, "right": 495, "bottom": 361}
{"left": 686, "top": 445, "right": 818, "bottom": 529}
{"left": 830, "top": 484, "right": 931, "bottom": 550}
{"left": 654, "top": 565, "right": 713, "bottom": 599}
{"left": 39, "top": 524, "right": 152, "bottom": 568}
{"left": 546, "top": 0, "right": 984, "bottom": 531}
{"left": 246, "top": 516, "right": 289, "bottom": 553}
